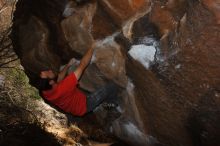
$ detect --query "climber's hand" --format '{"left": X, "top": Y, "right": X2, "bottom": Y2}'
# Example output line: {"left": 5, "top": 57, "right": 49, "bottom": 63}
{"left": 68, "top": 58, "right": 79, "bottom": 66}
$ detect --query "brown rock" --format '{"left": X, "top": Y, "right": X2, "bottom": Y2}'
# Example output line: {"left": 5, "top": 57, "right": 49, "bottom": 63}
{"left": 93, "top": 36, "right": 128, "bottom": 87}
{"left": 92, "top": 3, "right": 118, "bottom": 39}
{"left": 149, "top": 3, "right": 177, "bottom": 36}
{"left": 98, "top": 0, "right": 149, "bottom": 25}
{"left": 166, "top": 0, "right": 188, "bottom": 20}
{"left": 79, "top": 64, "right": 107, "bottom": 92}
{"left": 61, "top": 14, "right": 93, "bottom": 55}
{"left": 202, "top": 0, "right": 220, "bottom": 24}
{"left": 18, "top": 16, "right": 61, "bottom": 74}
{"left": 124, "top": 1, "right": 220, "bottom": 146}
{"left": 0, "top": 6, "right": 12, "bottom": 31}
{"left": 0, "top": 0, "right": 5, "bottom": 8}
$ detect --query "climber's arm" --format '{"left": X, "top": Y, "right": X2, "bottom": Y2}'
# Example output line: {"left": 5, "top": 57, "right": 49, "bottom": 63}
{"left": 74, "top": 46, "right": 94, "bottom": 80}
{"left": 57, "top": 63, "right": 72, "bottom": 82}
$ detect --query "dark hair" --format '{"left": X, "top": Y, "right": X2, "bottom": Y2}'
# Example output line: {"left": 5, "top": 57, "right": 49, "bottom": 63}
{"left": 38, "top": 78, "right": 53, "bottom": 91}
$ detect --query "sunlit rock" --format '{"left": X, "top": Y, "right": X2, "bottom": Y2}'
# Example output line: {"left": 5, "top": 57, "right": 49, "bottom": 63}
{"left": 61, "top": 15, "right": 93, "bottom": 55}
{"left": 92, "top": 33, "right": 128, "bottom": 87}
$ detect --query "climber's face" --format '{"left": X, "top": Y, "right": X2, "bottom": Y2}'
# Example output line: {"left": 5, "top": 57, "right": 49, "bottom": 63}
{"left": 40, "top": 70, "right": 56, "bottom": 79}
{"left": 46, "top": 70, "right": 56, "bottom": 79}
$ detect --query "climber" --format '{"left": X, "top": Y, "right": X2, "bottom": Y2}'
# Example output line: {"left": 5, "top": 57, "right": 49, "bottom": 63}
{"left": 38, "top": 45, "right": 119, "bottom": 117}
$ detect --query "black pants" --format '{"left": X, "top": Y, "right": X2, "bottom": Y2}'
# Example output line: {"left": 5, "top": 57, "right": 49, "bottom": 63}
{"left": 86, "top": 82, "right": 119, "bottom": 113}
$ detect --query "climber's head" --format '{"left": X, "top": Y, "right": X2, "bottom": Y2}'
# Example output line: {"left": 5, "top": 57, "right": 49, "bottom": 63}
{"left": 38, "top": 70, "right": 57, "bottom": 91}
{"left": 40, "top": 70, "right": 56, "bottom": 79}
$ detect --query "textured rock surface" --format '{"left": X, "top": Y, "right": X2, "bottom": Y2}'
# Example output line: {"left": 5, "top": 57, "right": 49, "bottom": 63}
{"left": 98, "top": 0, "right": 150, "bottom": 25}
{"left": 12, "top": 0, "right": 220, "bottom": 146}
{"left": 0, "top": 0, "right": 13, "bottom": 31}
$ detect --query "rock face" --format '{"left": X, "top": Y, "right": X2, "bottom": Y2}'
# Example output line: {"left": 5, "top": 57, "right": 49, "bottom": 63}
{"left": 12, "top": 0, "right": 220, "bottom": 146}
{"left": 0, "top": 0, "right": 14, "bottom": 31}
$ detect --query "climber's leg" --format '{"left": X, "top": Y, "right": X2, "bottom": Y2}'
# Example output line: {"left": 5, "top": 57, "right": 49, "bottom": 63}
{"left": 86, "top": 82, "right": 119, "bottom": 113}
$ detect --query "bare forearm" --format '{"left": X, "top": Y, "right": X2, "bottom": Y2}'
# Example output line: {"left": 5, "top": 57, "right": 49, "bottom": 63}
{"left": 79, "top": 47, "right": 94, "bottom": 69}
{"left": 73, "top": 47, "right": 94, "bottom": 80}
{"left": 57, "top": 64, "right": 71, "bottom": 82}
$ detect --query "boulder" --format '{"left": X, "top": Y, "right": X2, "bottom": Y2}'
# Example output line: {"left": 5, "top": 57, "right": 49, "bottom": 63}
{"left": 18, "top": 16, "right": 61, "bottom": 75}
{"left": 12, "top": 0, "right": 220, "bottom": 146}
{"left": 98, "top": 0, "right": 150, "bottom": 25}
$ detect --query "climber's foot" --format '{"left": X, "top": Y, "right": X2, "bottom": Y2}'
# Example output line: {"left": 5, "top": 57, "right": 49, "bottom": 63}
{"left": 102, "top": 102, "right": 118, "bottom": 110}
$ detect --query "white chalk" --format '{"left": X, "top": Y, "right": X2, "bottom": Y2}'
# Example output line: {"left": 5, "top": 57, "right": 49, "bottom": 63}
{"left": 128, "top": 44, "right": 156, "bottom": 69}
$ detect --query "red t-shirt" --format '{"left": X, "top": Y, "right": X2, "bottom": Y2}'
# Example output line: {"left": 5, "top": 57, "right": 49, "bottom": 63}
{"left": 42, "top": 73, "right": 87, "bottom": 116}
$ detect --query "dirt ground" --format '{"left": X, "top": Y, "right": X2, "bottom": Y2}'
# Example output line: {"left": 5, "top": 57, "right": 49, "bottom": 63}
{"left": 0, "top": 84, "right": 62, "bottom": 145}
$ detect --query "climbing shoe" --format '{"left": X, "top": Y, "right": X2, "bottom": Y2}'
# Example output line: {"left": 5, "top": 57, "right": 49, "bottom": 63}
{"left": 102, "top": 102, "right": 118, "bottom": 110}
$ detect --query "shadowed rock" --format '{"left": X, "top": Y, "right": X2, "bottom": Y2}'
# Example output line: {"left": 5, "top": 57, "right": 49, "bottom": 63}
{"left": 12, "top": 0, "right": 220, "bottom": 146}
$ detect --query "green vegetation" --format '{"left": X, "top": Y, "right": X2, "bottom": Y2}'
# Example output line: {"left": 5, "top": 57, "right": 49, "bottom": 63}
{"left": 0, "top": 64, "right": 41, "bottom": 100}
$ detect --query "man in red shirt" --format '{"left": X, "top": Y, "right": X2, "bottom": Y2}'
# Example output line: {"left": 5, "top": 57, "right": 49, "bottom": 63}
{"left": 38, "top": 46, "right": 119, "bottom": 116}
